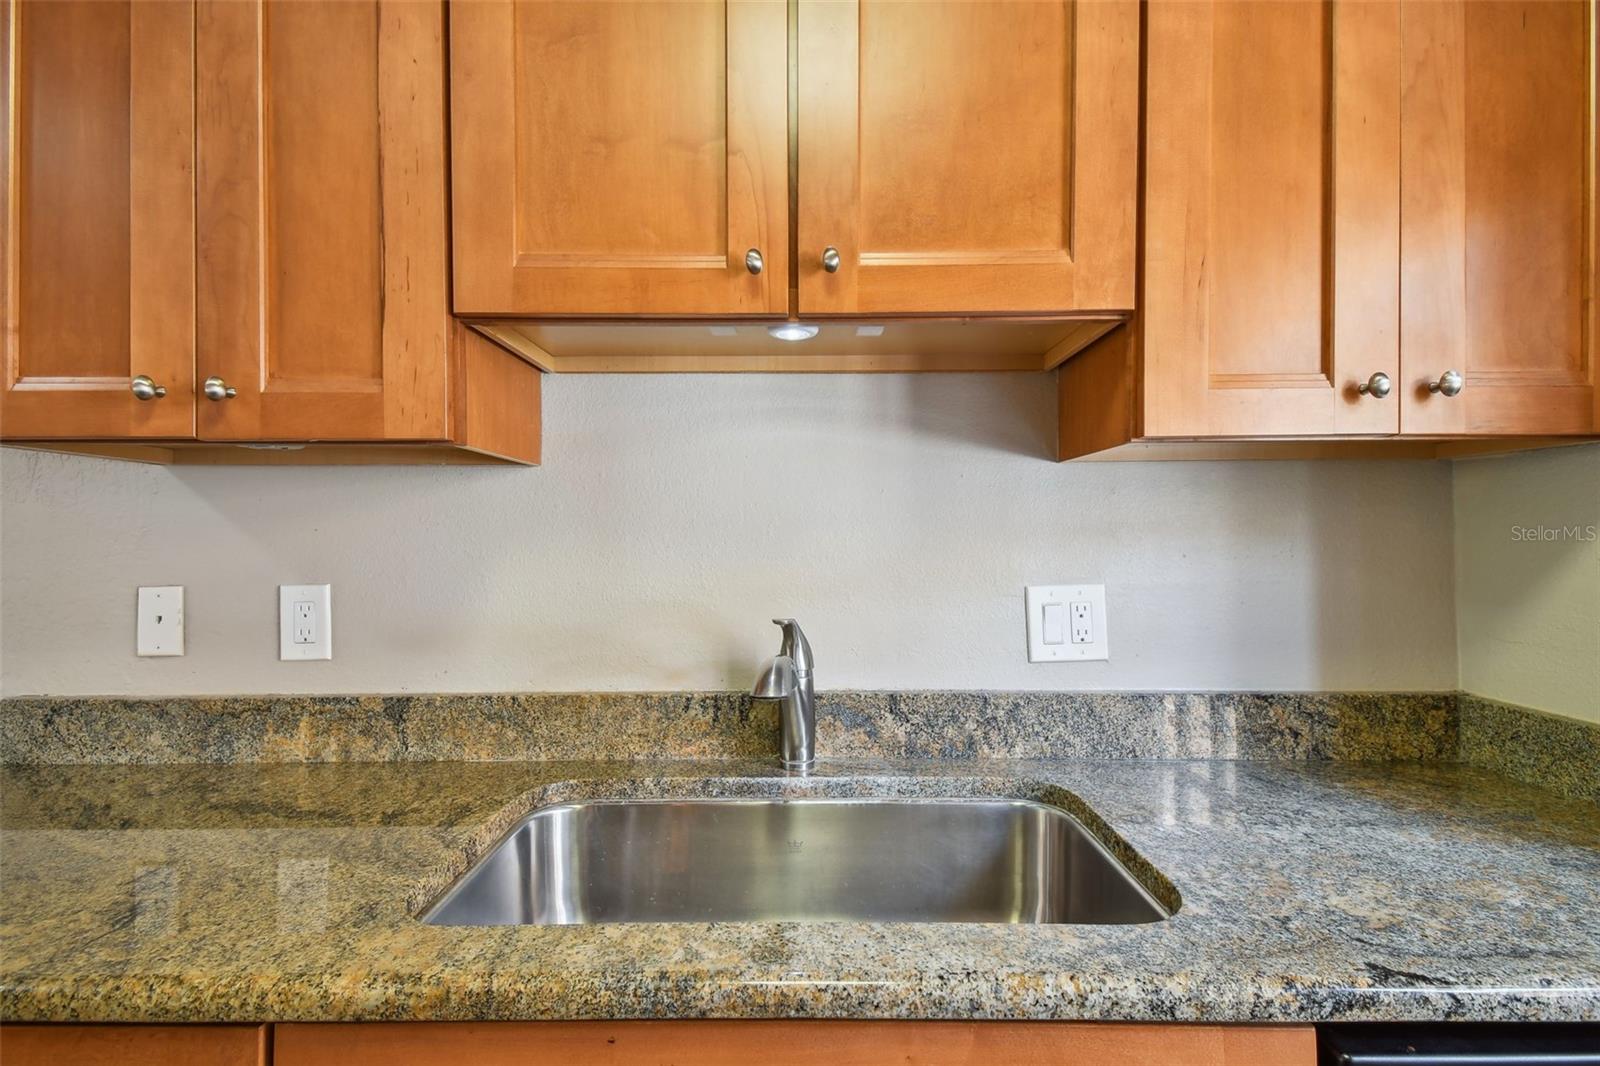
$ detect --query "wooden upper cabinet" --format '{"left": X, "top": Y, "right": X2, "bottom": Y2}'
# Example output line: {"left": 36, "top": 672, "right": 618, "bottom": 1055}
{"left": 797, "top": 0, "right": 1138, "bottom": 315}
{"left": 195, "top": 0, "right": 453, "bottom": 442}
{"left": 1141, "top": 0, "right": 1401, "bottom": 439}
{"left": 1400, "top": 0, "right": 1598, "bottom": 436}
{"left": 450, "top": 0, "right": 790, "bottom": 317}
{"left": 0, "top": 0, "right": 196, "bottom": 440}
{"left": 2, "top": 0, "right": 538, "bottom": 463}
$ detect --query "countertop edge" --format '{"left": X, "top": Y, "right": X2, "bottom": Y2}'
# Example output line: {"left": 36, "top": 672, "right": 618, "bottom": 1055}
{"left": 5, "top": 979, "right": 1599, "bottom": 1025}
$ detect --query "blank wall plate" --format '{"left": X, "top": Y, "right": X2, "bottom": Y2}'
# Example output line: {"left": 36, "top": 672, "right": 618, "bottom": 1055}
{"left": 1025, "top": 584, "right": 1109, "bottom": 662}
{"left": 279, "top": 584, "right": 332, "bottom": 661}
{"left": 136, "top": 586, "right": 184, "bottom": 656}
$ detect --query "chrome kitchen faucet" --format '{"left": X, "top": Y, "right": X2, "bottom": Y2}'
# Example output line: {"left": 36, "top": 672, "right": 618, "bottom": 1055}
{"left": 751, "top": 618, "right": 815, "bottom": 773}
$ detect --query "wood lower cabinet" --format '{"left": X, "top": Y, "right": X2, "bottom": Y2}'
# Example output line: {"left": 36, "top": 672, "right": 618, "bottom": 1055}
{"left": 1, "top": 1025, "right": 267, "bottom": 1066}
{"left": 1058, "top": 0, "right": 1598, "bottom": 460}
{"left": 0, "top": 1022, "right": 1316, "bottom": 1066}
{"left": 0, "top": 0, "right": 196, "bottom": 440}
{"left": 274, "top": 1021, "right": 1315, "bottom": 1066}
{"left": 1, "top": 0, "right": 539, "bottom": 465}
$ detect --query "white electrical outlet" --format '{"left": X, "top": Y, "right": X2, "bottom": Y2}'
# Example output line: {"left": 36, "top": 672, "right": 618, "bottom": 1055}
{"left": 1025, "top": 584, "right": 1109, "bottom": 662}
{"left": 136, "top": 586, "right": 184, "bottom": 656}
{"left": 1070, "top": 600, "right": 1094, "bottom": 644}
{"left": 279, "top": 584, "right": 332, "bottom": 661}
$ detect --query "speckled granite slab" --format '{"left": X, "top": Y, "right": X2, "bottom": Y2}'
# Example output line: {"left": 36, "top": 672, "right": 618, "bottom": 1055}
{"left": 0, "top": 690, "right": 1457, "bottom": 764}
{"left": 1460, "top": 694, "right": 1599, "bottom": 803}
{"left": 1, "top": 759, "right": 1596, "bottom": 1023}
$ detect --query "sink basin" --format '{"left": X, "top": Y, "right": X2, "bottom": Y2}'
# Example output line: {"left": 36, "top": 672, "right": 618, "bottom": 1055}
{"left": 422, "top": 797, "right": 1170, "bottom": 926}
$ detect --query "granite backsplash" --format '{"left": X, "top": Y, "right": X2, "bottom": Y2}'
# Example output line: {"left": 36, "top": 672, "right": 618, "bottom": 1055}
{"left": 0, "top": 689, "right": 1455, "bottom": 763}
{"left": 2, "top": 688, "right": 1590, "bottom": 801}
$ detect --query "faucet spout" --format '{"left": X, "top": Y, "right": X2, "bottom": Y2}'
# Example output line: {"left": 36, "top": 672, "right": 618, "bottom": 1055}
{"left": 753, "top": 654, "right": 798, "bottom": 700}
{"left": 751, "top": 621, "right": 815, "bottom": 772}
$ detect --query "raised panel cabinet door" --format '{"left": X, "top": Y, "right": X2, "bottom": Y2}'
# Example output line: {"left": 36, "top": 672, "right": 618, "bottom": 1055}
{"left": 450, "top": 0, "right": 789, "bottom": 316}
{"left": 0, "top": 1024, "right": 267, "bottom": 1066}
{"left": 0, "top": 0, "right": 195, "bottom": 440}
{"left": 1141, "top": 0, "right": 1402, "bottom": 439}
{"left": 796, "top": 0, "right": 1137, "bottom": 315}
{"left": 196, "top": 0, "right": 451, "bottom": 442}
{"left": 1400, "top": 0, "right": 1598, "bottom": 436}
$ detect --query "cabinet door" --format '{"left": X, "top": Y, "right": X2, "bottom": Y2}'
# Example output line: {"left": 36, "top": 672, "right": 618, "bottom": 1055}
{"left": 450, "top": 0, "right": 789, "bottom": 317}
{"left": 0, "top": 0, "right": 194, "bottom": 440}
{"left": 1, "top": 1025, "right": 266, "bottom": 1066}
{"left": 796, "top": 0, "right": 1137, "bottom": 315}
{"left": 1400, "top": 0, "right": 1598, "bottom": 436}
{"left": 196, "top": 0, "right": 451, "bottom": 442}
{"left": 1141, "top": 0, "right": 1401, "bottom": 438}
{"left": 277, "top": 1022, "right": 1316, "bottom": 1066}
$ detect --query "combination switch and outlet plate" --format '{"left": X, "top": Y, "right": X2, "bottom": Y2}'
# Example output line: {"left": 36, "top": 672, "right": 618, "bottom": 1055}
{"left": 279, "top": 584, "right": 332, "bottom": 661}
{"left": 1025, "top": 584, "right": 1109, "bottom": 662}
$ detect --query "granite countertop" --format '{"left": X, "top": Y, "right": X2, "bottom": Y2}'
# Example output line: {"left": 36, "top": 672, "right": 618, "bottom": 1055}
{"left": 1, "top": 757, "right": 1597, "bottom": 1024}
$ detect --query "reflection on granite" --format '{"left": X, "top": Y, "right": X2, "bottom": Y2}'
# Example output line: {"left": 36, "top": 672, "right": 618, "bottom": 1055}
{"left": 816, "top": 691, "right": 1457, "bottom": 761}
{"left": 2, "top": 759, "right": 1596, "bottom": 1023}
{"left": 1460, "top": 693, "right": 1599, "bottom": 803}
{"left": 0, "top": 690, "right": 1457, "bottom": 764}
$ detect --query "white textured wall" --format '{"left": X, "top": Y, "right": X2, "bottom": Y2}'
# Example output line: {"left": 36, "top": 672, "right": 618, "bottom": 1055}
{"left": 1454, "top": 444, "right": 1600, "bottom": 723}
{"left": 1, "top": 374, "right": 1457, "bottom": 696}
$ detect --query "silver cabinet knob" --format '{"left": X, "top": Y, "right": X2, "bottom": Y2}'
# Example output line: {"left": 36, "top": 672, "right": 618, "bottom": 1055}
{"left": 130, "top": 375, "right": 167, "bottom": 400}
{"left": 1357, "top": 372, "right": 1392, "bottom": 398}
{"left": 822, "top": 246, "right": 841, "bottom": 274}
{"left": 1428, "top": 369, "right": 1465, "bottom": 397}
{"left": 203, "top": 376, "right": 237, "bottom": 401}
{"left": 745, "top": 248, "right": 763, "bottom": 275}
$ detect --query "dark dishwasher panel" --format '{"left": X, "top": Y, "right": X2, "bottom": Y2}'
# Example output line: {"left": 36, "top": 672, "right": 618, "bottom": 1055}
{"left": 1319, "top": 1024, "right": 1600, "bottom": 1065}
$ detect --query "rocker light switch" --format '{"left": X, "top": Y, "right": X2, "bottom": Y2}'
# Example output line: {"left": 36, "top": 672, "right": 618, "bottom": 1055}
{"left": 1041, "top": 602, "right": 1066, "bottom": 645}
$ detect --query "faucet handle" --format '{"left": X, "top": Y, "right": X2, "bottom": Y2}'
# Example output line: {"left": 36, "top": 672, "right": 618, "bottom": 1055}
{"left": 771, "top": 618, "right": 813, "bottom": 675}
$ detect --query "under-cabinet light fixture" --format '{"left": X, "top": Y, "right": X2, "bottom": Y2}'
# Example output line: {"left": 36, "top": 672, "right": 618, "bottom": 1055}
{"left": 767, "top": 323, "right": 821, "bottom": 342}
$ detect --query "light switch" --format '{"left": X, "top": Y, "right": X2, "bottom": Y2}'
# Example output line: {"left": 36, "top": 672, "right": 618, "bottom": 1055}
{"left": 279, "top": 584, "right": 332, "bottom": 661}
{"left": 1041, "top": 602, "right": 1066, "bottom": 645}
{"left": 136, "top": 586, "right": 184, "bottom": 657}
{"left": 1025, "top": 584, "right": 1109, "bottom": 662}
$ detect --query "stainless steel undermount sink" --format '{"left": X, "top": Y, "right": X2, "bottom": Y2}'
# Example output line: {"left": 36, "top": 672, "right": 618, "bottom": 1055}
{"left": 422, "top": 797, "right": 1171, "bottom": 926}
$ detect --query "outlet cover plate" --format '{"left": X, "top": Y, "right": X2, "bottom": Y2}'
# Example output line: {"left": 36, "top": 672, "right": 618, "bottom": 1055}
{"left": 1025, "top": 584, "right": 1109, "bottom": 662}
{"left": 279, "top": 584, "right": 332, "bottom": 661}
